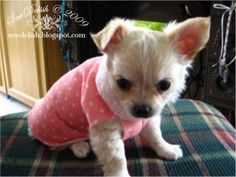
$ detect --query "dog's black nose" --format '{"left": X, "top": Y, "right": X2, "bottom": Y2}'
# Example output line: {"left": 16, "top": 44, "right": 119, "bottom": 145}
{"left": 132, "top": 104, "right": 152, "bottom": 118}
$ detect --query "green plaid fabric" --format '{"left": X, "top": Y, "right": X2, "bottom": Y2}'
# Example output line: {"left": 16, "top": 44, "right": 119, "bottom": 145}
{"left": 1, "top": 99, "right": 235, "bottom": 176}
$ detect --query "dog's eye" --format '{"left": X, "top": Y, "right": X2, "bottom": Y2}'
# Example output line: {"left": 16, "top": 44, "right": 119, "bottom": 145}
{"left": 117, "top": 78, "right": 132, "bottom": 91}
{"left": 156, "top": 79, "right": 171, "bottom": 92}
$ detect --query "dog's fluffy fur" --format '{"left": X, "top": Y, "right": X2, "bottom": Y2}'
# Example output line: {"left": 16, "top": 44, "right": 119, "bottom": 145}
{"left": 30, "top": 17, "right": 210, "bottom": 176}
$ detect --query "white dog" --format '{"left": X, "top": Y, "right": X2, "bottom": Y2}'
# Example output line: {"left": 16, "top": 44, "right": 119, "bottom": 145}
{"left": 28, "top": 17, "right": 210, "bottom": 176}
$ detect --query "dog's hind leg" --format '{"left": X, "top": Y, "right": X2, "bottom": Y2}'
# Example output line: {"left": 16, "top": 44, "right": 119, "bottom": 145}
{"left": 70, "top": 141, "right": 90, "bottom": 158}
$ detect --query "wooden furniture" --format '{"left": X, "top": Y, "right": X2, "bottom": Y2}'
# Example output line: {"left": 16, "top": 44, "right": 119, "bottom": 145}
{"left": 0, "top": 1, "right": 67, "bottom": 107}
{"left": 0, "top": 43, "right": 7, "bottom": 94}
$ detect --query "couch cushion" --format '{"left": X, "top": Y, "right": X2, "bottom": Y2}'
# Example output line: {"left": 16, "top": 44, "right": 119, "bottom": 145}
{"left": 1, "top": 99, "right": 235, "bottom": 176}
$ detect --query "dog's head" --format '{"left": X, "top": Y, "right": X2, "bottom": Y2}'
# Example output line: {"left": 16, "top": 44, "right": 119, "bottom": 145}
{"left": 91, "top": 17, "right": 210, "bottom": 118}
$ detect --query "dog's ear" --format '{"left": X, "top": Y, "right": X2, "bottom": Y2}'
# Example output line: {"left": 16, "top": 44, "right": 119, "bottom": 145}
{"left": 91, "top": 18, "right": 127, "bottom": 53}
{"left": 167, "top": 17, "right": 210, "bottom": 60}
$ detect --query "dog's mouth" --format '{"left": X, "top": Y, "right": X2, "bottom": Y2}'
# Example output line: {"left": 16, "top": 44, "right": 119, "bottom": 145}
{"left": 133, "top": 114, "right": 154, "bottom": 119}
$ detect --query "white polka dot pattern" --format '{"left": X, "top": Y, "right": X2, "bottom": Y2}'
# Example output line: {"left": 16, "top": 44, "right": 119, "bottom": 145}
{"left": 27, "top": 56, "right": 148, "bottom": 147}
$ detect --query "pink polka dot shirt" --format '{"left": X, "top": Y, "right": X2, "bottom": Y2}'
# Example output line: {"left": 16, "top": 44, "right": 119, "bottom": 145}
{"left": 28, "top": 56, "right": 148, "bottom": 147}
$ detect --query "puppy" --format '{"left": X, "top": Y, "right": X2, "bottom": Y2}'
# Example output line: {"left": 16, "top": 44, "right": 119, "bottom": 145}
{"left": 28, "top": 17, "right": 210, "bottom": 176}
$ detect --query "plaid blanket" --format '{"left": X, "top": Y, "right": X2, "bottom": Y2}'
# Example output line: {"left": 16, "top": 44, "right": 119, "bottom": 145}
{"left": 1, "top": 99, "right": 235, "bottom": 176}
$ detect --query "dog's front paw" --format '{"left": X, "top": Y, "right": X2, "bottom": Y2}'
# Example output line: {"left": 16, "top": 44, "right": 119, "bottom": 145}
{"left": 104, "top": 170, "right": 131, "bottom": 177}
{"left": 71, "top": 141, "right": 90, "bottom": 158}
{"left": 156, "top": 143, "right": 183, "bottom": 160}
